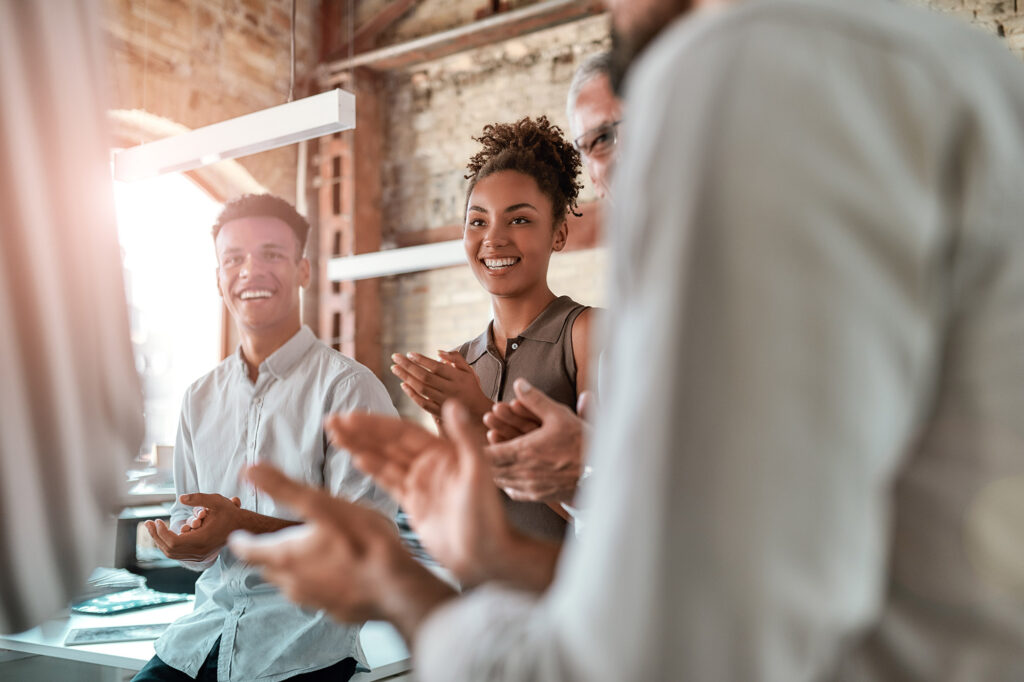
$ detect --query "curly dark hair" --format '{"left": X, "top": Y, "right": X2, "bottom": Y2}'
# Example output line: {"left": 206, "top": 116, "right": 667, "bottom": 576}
{"left": 465, "top": 115, "right": 583, "bottom": 223}
{"left": 211, "top": 193, "right": 310, "bottom": 254}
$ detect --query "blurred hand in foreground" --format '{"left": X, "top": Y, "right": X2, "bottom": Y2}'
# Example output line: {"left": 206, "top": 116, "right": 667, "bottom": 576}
{"left": 229, "top": 463, "right": 455, "bottom": 642}
{"left": 325, "top": 401, "right": 559, "bottom": 590}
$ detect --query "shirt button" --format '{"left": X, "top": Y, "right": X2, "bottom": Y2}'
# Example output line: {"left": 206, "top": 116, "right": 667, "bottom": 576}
{"left": 511, "top": 342, "right": 518, "bottom": 350}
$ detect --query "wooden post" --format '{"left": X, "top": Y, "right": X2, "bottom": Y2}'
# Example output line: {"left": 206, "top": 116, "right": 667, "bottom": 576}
{"left": 316, "top": 67, "right": 384, "bottom": 377}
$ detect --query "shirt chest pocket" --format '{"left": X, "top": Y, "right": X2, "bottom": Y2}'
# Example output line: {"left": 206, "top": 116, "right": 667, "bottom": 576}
{"left": 251, "top": 411, "right": 327, "bottom": 485}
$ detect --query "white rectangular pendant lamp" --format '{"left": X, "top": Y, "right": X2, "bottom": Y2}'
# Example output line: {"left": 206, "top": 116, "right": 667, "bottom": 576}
{"left": 113, "top": 88, "right": 355, "bottom": 181}
{"left": 327, "top": 240, "right": 467, "bottom": 281}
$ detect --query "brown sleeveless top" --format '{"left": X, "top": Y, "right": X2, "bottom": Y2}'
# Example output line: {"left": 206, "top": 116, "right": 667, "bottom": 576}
{"left": 457, "top": 295, "right": 589, "bottom": 542}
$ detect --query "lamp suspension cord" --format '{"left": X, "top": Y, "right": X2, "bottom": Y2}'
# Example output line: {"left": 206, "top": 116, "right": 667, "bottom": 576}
{"left": 141, "top": 0, "right": 149, "bottom": 144}
{"left": 288, "top": 0, "right": 296, "bottom": 102}
{"left": 348, "top": 0, "right": 354, "bottom": 83}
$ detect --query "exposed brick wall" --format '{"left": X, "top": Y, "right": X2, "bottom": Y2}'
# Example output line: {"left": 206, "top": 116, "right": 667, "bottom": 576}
{"left": 99, "top": 0, "right": 1024, "bottom": 206}
{"left": 358, "top": 0, "right": 544, "bottom": 48}
{"left": 103, "top": 0, "right": 321, "bottom": 202}
{"left": 916, "top": 0, "right": 1024, "bottom": 57}
{"left": 380, "top": 14, "right": 609, "bottom": 237}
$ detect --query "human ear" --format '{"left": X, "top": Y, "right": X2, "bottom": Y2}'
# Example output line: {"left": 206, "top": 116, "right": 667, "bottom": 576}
{"left": 552, "top": 220, "right": 569, "bottom": 252}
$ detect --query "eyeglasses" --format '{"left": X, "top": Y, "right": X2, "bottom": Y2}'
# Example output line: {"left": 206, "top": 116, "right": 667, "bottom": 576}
{"left": 573, "top": 120, "right": 622, "bottom": 159}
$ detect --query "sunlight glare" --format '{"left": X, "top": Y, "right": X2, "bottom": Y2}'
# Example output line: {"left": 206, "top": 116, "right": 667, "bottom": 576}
{"left": 114, "top": 173, "right": 223, "bottom": 449}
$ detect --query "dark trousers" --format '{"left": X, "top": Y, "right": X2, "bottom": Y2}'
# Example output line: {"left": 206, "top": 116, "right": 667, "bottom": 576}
{"left": 132, "top": 638, "right": 358, "bottom": 682}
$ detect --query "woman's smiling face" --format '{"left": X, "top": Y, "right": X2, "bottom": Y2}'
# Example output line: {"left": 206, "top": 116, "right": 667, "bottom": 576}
{"left": 463, "top": 170, "right": 568, "bottom": 299}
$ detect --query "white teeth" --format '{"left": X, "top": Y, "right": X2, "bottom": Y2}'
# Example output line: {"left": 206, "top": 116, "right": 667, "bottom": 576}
{"left": 239, "top": 289, "right": 273, "bottom": 300}
{"left": 483, "top": 258, "right": 519, "bottom": 269}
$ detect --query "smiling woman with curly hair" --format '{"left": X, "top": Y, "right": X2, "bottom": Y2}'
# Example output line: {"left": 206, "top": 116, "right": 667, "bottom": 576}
{"left": 389, "top": 115, "right": 600, "bottom": 544}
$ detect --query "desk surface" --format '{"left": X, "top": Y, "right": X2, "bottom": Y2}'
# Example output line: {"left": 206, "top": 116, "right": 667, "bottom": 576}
{"left": 0, "top": 600, "right": 410, "bottom": 680}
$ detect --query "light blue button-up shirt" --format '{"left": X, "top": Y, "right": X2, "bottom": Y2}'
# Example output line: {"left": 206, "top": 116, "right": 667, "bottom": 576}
{"left": 154, "top": 326, "right": 398, "bottom": 681}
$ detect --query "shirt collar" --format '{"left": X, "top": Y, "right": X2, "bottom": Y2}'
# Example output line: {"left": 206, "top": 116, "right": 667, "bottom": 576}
{"left": 232, "top": 325, "right": 316, "bottom": 381}
{"left": 463, "top": 326, "right": 491, "bottom": 364}
{"left": 464, "top": 296, "right": 578, "bottom": 363}
{"left": 518, "top": 295, "right": 577, "bottom": 343}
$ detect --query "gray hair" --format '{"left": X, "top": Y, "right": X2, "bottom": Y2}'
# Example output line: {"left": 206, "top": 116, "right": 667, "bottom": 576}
{"left": 565, "top": 51, "right": 614, "bottom": 137}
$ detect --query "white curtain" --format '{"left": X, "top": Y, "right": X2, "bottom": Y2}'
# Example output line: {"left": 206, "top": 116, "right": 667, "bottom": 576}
{"left": 0, "top": 0, "right": 143, "bottom": 633}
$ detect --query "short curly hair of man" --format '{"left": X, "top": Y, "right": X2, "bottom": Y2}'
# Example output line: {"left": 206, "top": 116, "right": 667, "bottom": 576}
{"left": 465, "top": 115, "right": 583, "bottom": 223}
{"left": 211, "top": 193, "right": 310, "bottom": 255}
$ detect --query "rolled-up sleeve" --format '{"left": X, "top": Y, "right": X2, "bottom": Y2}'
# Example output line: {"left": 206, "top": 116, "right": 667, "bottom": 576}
{"left": 323, "top": 369, "right": 399, "bottom": 519}
{"left": 168, "top": 390, "right": 219, "bottom": 571}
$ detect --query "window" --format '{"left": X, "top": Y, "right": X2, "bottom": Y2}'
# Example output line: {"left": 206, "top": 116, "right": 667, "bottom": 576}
{"left": 114, "top": 174, "right": 224, "bottom": 452}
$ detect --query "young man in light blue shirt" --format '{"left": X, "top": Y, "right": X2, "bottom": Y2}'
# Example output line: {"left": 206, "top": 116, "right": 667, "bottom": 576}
{"left": 135, "top": 194, "right": 397, "bottom": 682}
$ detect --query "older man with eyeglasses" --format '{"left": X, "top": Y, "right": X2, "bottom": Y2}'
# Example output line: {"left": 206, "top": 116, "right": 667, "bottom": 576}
{"left": 566, "top": 52, "right": 623, "bottom": 200}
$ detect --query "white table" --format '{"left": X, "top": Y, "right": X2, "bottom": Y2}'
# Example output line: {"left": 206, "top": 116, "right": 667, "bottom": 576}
{"left": 0, "top": 599, "right": 410, "bottom": 680}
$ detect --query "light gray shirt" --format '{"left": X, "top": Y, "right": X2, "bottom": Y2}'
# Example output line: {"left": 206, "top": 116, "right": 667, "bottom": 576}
{"left": 413, "top": 1, "right": 1024, "bottom": 680}
{"left": 155, "top": 326, "right": 398, "bottom": 681}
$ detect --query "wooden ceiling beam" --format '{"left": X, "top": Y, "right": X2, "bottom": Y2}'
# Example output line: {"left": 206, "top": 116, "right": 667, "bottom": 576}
{"left": 318, "top": 0, "right": 604, "bottom": 84}
{"left": 325, "top": 0, "right": 423, "bottom": 62}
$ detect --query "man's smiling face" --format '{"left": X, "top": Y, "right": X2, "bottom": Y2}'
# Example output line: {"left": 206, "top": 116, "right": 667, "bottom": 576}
{"left": 215, "top": 216, "right": 309, "bottom": 337}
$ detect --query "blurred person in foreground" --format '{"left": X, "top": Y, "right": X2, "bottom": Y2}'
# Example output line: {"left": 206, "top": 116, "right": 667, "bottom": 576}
{"left": 0, "top": 0, "right": 144, "bottom": 634}
{"left": 232, "top": 1, "right": 1024, "bottom": 679}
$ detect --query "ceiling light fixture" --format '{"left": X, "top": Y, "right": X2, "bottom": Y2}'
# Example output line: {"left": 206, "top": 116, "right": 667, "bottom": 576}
{"left": 327, "top": 240, "right": 466, "bottom": 281}
{"left": 115, "top": 0, "right": 355, "bottom": 182}
{"left": 113, "top": 88, "right": 355, "bottom": 181}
